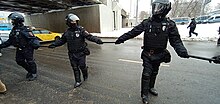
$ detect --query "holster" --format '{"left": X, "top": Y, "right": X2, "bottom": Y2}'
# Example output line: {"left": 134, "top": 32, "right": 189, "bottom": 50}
{"left": 142, "top": 49, "right": 171, "bottom": 63}
{"left": 162, "top": 49, "right": 171, "bottom": 63}
{"left": 83, "top": 48, "right": 90, "bottom": 55}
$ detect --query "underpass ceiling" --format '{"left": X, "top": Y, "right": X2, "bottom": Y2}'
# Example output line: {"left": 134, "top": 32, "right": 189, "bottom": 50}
{"left": 0, "top": 0, "right": 101, "bottom": 14}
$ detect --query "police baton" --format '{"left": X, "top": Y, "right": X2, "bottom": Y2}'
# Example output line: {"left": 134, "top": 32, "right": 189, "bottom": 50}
{"left": 102, "top": 42, "right": 116, "bottom": 44}
{"left": 188, "top": 55, "right": 216, "bottom": 63}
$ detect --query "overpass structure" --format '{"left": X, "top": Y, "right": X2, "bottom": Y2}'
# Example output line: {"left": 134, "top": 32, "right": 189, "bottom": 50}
{"left": 0, "top": 0, "right": 101, "bottom": 14}
{"left": 0, "top": 0, "right": 128, "bottom": 33}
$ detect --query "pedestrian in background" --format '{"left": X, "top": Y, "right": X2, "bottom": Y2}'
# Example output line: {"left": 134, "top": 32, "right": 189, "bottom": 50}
{"left": 115, "top": 0, "right": 189, "bottom": 103}
{"left": 187, "top": 18, "right": 198, "bottom": 37}
{"left": 0, "top": 12, "right": 40, "bottom": 81}
{"left": 48, "top": 13, "right": 103, "bottom": 88}
{"left": 217, "top": 26, "right": 220, "bottom": 46}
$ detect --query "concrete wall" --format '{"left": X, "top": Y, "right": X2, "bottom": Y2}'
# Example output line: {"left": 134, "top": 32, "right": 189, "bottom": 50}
{"left": 25, "top": 0, "right": 122, "bottom": 33}
{"left": 99, "top": 4, "right": 114, "bottom": 32}
{"left": 26, "top": 5, "right": 101, "bottom": 33}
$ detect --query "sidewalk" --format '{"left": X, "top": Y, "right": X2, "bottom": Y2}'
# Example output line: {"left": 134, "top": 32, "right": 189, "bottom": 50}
{"left": 92, "top": 23, "right": 220, "bottom": 42}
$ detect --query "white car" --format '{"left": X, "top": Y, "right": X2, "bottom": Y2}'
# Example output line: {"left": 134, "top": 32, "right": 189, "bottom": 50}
{"left": 0, "top": 30, "right": 10, "bottom": 42}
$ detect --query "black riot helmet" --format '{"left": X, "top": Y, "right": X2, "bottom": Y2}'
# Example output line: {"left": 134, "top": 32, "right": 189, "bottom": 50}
{"left": 152, "top": 0, "right": 171, "bottom": 17}
{"left": 8, "top": 12, "right": 24, "bottom": 26}
{"left": 65, "top": 13, "right": 80, "bottom": 28}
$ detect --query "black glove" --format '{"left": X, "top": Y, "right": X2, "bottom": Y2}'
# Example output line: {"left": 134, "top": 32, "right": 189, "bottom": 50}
{"left": 96, "top": 39, "right": 103, "bottom": 44}
{"left": 115, "top": 39, "right": 124, "bottom": 44}
{"left": 178, "top": 51, "right": 189, "bottom": 58}
{"left": 212, "top": 55, "right": 220, "bottom": 64}
{"left": 48, "top": 44, "right": 56, "bottom": 48}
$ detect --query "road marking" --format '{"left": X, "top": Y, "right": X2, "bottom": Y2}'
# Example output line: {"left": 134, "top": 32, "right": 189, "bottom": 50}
{"left": 118, "top": 59, "right": 142, "bottom": 64}
{"left": 118, "top": 59, "right": 170, "bottom": 67}
{"left": 37, "top": 48, "right": 43, "bottom": 50}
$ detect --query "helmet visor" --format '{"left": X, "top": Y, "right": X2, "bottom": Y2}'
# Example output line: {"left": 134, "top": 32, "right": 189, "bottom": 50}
{"left": 8, "top": 18, "right": 14, "bottom": 25}
{"left": 152, "top": 3, "right": 167, "bottom": 15}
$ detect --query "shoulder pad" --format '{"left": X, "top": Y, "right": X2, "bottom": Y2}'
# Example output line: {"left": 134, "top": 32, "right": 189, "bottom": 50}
{"left": 23, "top": 26, "right": 32, "bottom": 31}
{"left": 166, "top": 18, "right": 176, "bottom": 27}
{"left": 142, "top": 18, "right": 151, "bottom": 24}
{"left": 78, "top": 26, "right": 84, "bottom": 29}
{"left": 78, "top": 26, "right": 85, "bottom": 31}
{"left": 142, "top": 19, "right": 148, "bottom": 22}
{"left": 168, "top": 20, "right": 176, "bottom": 26}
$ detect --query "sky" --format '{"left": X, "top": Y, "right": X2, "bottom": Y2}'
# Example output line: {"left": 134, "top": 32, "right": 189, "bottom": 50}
{"left": 118, "top": 0, "right": 220, "bottom": 17}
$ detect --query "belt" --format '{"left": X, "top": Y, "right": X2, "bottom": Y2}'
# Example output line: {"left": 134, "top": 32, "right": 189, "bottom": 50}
{"left": 70, "top": 47, "right": 85, "bottom": 53}
{"left": 144, "top": 49, "right": 164, "bottom": 54}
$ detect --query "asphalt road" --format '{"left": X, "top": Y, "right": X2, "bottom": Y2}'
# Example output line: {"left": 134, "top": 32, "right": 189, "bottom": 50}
{"left": 0, "top": 38, "right": 220, "bottom": 104}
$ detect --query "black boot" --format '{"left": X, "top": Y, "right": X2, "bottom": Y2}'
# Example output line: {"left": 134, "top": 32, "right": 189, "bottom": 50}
{"left": 28, "top": 74, "right": 37, "bottom": 81}
{"left": 74, "top": 82, "right": 82, "bottom": 88}
{"left": 142, "top": 95, "right": 149, "bottom": 104}
{"left": 73, "top": 70, "right": 81, "bottom": 88}
{"left": 149, "top": 88, "right": 158, "bottom": 96}
{"left": 26, "top": 73, "right": 32, "bottom": 79}
{"left": 149, "top": 76, "right": 158, "bottom": 96}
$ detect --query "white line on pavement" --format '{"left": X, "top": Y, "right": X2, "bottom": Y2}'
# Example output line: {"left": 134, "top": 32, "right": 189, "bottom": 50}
{"left": 118, "top": 59, "right": 142, "bottom": 64}
{"left": 118, "top": 59, "right": 170, "bottom": 67}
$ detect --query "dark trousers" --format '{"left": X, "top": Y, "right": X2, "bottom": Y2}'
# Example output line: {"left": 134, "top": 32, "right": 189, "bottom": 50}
{"left": 15, "top": 47, "right": 37, "bottom": 74}
{"left": 141, "top": 51, "right": 161, "bottom": 96}
{"left": 68, "top": 52, "right": 87, "bottom": 83}
{"left": 189, "top": 27, "right": 198, "bottom": 37}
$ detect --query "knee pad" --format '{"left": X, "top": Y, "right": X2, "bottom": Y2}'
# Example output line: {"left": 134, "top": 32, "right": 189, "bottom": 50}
{"left": 27, "top": 60, "right": 35, "bottom": 65}
{"left": 72, "top": 67, "right": 79, "bottom": 71}
{"left": 16, "top": 60, "right": 26, "bottom": 66}
{"left": 142, "top": 72, "right": 150, "bottom": 80}
{"left": 27, "top": 61, "right": 37, "bottom": 68}
{"left": 152, "top": 71, "right": 158, "bottom": 76}
{"left": 79, "top": 65, "right": 86, "bottom": 70}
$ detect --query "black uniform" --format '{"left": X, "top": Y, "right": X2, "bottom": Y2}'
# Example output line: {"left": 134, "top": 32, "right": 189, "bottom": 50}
{"left": 116, "top": 17, "right": 188, "bottom": 97}
{"left": 0, "top": 25, "right": 38, "bottom": 80}
{"left": 187, "top": 19, "right": 198, "bottom": 37}
{"left": 50, "top": 26, "right": 102, "bottom": 83}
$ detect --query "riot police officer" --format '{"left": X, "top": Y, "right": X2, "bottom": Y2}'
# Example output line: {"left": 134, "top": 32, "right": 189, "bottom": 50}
{"left": 187, "top": 18, "right": 198, "bottom": 37}
{"left": 48, "top": 13, "right": 103, "bottom": 88}
{"left": 0, "top": 12, "right": 39, "bottom": 81}
{"left": 115, "top": 0, "right": 189, "bottom": 103}
{"left": 217, "top": 26, "right": 220, "bottom": 46}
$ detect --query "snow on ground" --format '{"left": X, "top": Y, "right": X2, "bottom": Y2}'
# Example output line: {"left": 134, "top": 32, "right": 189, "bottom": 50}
{"left": 92, "top": 23, "right": 220, "bottom": 41}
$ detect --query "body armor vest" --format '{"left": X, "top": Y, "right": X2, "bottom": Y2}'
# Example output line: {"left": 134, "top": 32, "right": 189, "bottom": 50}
{"left": 143, "top": 19, "right": 169, "bottom": 50}
{"left": 10, "top": 27, "right": 29, "bottom": 48}
{"left": 66, "top": 27, "right": 86, "bottom": 53}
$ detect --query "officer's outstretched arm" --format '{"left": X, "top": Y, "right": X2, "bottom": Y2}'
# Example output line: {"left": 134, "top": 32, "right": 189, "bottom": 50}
{"left": 83, "top": 29, "right": 103, "bottom": 44}
{"left": 115, "top": 20, "right": 146, "bottom": 44}
{"left": 0, "top": 38, "right": 12, "bottom": 49}
{"left": 48, "top": 34, "right": 66, "bottom": 49}
{"left": 168, "top": 21, "right": 189, "bottom": 58}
